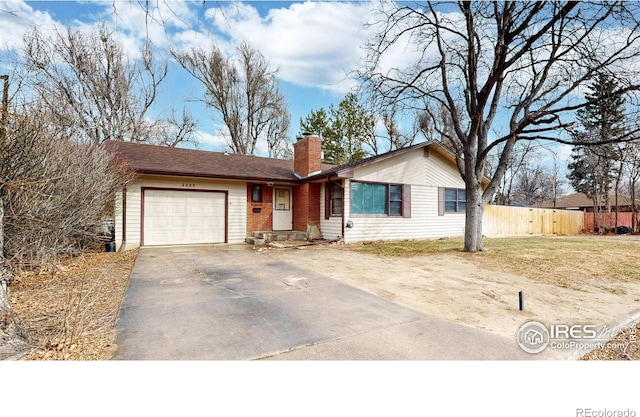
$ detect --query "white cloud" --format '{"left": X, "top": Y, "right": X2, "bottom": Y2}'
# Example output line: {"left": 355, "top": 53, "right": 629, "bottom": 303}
{"left": 100, "top": 0, "right": 198, "bottom": 48}
{"left": 193, "top": 128, "right": 229, "bottom": 152}
{"left": 194, "top": 128, "right": 280, "bottom": 157}
{"left": 0, "top": 1, "right": 58, "bottom": 51}
{"left": 170, "top": 27, "right": 225, "bottom": 56}
{"left": 0, "top": 1, "right": 404, "bottom": 94}
{"left": 78, "top": 1, "right": 202, "bottom": 61}
{"left": 201, "top": 1, "right": 377, "bottom": 94}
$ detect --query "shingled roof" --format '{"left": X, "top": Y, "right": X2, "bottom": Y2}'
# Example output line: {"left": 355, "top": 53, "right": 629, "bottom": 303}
{"left": 536, "top": 192, "right": 639, "bottom": 209}
{"left": 106, "top": 139, "right": 470, "bottom": 185}
{"left": 106, "top": 141, "right": 334, "bottom": 182}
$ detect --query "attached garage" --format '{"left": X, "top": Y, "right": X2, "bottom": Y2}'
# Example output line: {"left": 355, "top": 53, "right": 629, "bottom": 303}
{"left": 142, "top": 188, "right": 227, "bottom": 246}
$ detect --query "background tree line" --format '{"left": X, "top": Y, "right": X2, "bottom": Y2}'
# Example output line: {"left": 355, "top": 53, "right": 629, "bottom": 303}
{"left": 567, "top": 73, "right": 640, "bottom": 231}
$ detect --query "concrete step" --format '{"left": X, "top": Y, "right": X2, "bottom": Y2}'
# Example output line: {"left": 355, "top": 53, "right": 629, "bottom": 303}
{"left": 249, "top": 230, "right": 308, "bottom": 242}
{"left": 244, "top": 236, "right": 266, "bottom": 245}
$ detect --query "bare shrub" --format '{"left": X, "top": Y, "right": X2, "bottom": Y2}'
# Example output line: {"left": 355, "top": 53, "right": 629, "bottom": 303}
{"left": 1, "top": 102, "right": 133, "bottom": 267}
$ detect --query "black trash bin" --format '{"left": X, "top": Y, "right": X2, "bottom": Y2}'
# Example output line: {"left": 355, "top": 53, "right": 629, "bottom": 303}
{"left": 105, "top": 242, "right": 116, "bottom": 252}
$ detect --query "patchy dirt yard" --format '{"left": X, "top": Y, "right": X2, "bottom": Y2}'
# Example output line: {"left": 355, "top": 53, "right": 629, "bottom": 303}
{"left": 260, "top": 236, "right": 640, "bottom": 359}
{"left": 7, "top": 249, "right": 137, "bottom": 360}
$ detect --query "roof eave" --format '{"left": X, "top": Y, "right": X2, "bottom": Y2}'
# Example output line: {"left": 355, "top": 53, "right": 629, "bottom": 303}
{"left": 135, "top": 169, "right": 298, "bottom": 184}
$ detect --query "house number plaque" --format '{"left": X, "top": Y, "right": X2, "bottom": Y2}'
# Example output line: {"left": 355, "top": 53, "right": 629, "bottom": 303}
{"left": 181, "top": 183, "right": 196, "bottom": 188}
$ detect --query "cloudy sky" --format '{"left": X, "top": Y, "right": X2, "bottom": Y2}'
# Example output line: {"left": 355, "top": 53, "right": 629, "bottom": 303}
{"left": 0, "top": 0, "right": 385, "bottom": 153}
{"left": 0, "top": 0, "right": 575, "bottom": 173}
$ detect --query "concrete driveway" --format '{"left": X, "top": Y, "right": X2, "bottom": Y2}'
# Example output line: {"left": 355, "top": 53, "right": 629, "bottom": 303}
{"left": 114, "top": 245, "right": 534, "bottom": 360}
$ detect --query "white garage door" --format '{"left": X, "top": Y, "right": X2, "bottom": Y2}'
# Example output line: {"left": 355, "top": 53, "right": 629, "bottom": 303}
{"left": 143, "top": 189, "right": 226, "bottom": 246}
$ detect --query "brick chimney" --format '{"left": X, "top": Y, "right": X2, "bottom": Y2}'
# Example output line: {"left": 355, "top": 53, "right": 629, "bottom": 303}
{"left": 293, "top": 133, "right": 322, "bottom": 178}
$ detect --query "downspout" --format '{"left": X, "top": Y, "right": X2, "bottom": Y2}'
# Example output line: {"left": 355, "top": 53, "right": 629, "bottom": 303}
{"left": 119, "top": 186, "right": 127, "bottom": 251}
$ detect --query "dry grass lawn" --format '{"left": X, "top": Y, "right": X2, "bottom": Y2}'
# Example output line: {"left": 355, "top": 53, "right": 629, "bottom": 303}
{"left": 355, "top": 236, "right": 640, "bottom": 287}
{"left": 350, "top": 235, "right": 640, "bottom": 360}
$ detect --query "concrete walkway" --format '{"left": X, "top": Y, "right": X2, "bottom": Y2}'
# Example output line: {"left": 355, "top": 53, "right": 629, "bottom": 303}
{"left": 114, "top": 245, "right": 538, "bottom": 360}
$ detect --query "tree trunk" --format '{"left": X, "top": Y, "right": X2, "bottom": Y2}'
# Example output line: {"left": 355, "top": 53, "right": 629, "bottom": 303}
{"left": 0, "top": 278, "right": 31, "bottom": 359}
{"left": 614, "top": 162, "right": 622, "bottom": 232}
{"left": 593, "top": 194, "right": 600, "bottom": 232}
{"left": 464, "top": 180, "right": 485, "bottom": 252}
{"left": 0, "top": 196, "right": 31, "bottom": 359}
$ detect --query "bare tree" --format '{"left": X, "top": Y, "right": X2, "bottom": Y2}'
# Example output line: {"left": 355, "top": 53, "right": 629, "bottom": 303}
{"left": 22, "top": 23, "right": 178, "bottom": 145}
{"left": 361, "top": 1, "right": 640, "bottom": 251}
{"left": 157, "top": 108, "right": 199, "bottom": 148}
{"left": 487, "top": 142, "right": 559, "bottom": 207}
{"left": 513, "top": 161, "right": 558, "bottom": 207}
{"left": 1, "top": 102, "right": 132, "bottom": 264}
{"left": 490, "top": 142, "right": 535, "bottom": 206}
{"left": 266, "top": 111, "right": 292, "bottom": 159}
{"left": 0, "top": 73, "right": 22, "bottom": 358}
{"left": 379, "top": 105, "right": 419, "bottom": 153}
{"left": 173, "top": 42, "right": 290, "bottom": 155}
{"left": 418, "top": 103, "right": 463, "bottom": 156}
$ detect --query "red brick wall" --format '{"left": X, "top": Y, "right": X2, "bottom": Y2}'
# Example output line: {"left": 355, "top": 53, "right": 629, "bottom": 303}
{"left": 292, "top": 184, "right": 307, "bottom": 231}
{"left": 308, "top": 183, "right": 321, "bottom": 226}
{"left": 246, "top": 183, "right": 273, "bottom": 234}
{"left": 293, "top": 183, "right": 321, "bottom": 231}
{"left": 293, "top": 135, "right": 322, "bottom": 177}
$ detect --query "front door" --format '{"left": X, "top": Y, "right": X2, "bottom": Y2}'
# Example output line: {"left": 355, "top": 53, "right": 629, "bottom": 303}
{"left": 272, "top": 187, "right": 292, "bottom": 231}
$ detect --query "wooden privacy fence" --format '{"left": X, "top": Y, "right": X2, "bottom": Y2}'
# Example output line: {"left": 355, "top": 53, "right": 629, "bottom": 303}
{"left": 482, "top": 205, "right": 584, "bottom": 237}
{"left": 583, "top": 211, "right": 639, "bottom": 232}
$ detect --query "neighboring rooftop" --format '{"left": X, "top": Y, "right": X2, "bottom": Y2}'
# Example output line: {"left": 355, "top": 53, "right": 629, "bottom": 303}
{"left": 536, "top": 192, "right": 640, "bottom": 210}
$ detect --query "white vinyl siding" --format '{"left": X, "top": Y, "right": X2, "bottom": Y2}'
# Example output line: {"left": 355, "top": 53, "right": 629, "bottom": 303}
{"left": 114, "top": 191, "right": 124, "bottom": 251}
{"left": 341, "top": 147, "right": 466, "bottom": 243}
{"left": 424, "top": 150, "right": 466, "bottom": 188}
{"left": 354, "top": 147, "right": 464, "bottom": 188}
{"left": 320, "top": 184, "right": 343, "bottom": 240}
{"left": 114, "top": 175, "right": 246, "bottom": 249}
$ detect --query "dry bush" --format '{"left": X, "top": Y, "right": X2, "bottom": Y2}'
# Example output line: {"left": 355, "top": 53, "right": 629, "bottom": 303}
{"left": 1, "top": 103, "right": 133, "bottom": 267}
